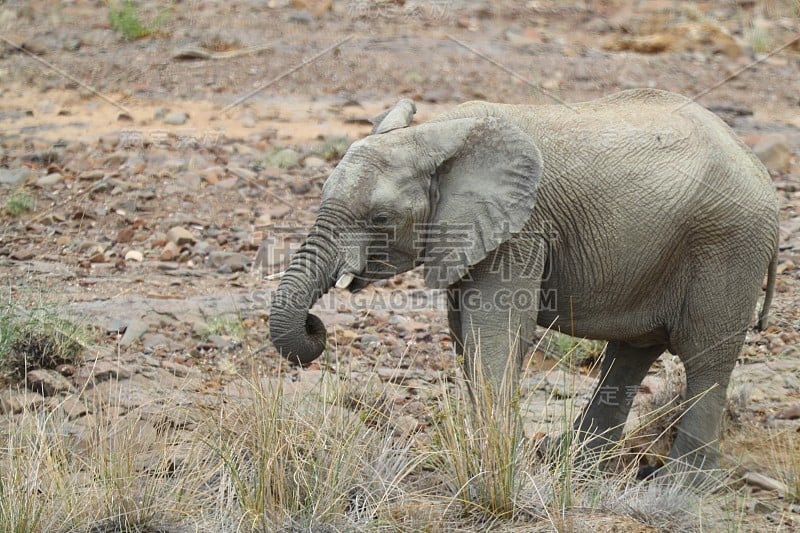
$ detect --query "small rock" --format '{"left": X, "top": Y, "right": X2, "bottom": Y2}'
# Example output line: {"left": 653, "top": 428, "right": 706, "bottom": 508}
{"left": 0, "top": 389, "right": 45, "bottom": 414}
{"left": 193, "top": 240, "right": 211, "bottom": 255}
{"left": 241, "top": 113, "right": 257, "bottom": 128}
{"left": 120, "top": 319, "right": 148, "bottom": 347}
{"left": 36, "top": 172, "right": 63, "bottom": 187}
{"left": 206, "top": 334, "right": 236, "bottom": 350}
{"left": 207, "top": 251, "right": 251, "bottom": 273}
{"left": 200, "top": 165, "right": 225, "bottom": 184}
{"left": 167, "top": 226, "right": 196, "bottom": 246}
{"left": 56, "top": 364, "right": 76, "bottom": 376}
{"left": 116, "top": 227, "right": 135, "bottom": 244}
{"left": 743, "top": 471, "right": 789, "bottom": 494}
{"left": 125, "top": 250, "right": 144, "bottom": 262}
{"left": 215, "top": 177, "right": 239, "bottom": 189}
{"left": 78, "top": 169, "right": 105, "bottom": 181}
{"left": 142, "top": 333, "right": 171, "bottom": 352}
{"left": 163, "top": 111, "right": 189, "bottom": 125}
{"left": 266, "top": 204, "right": 292, "bottom": 219}
{"left": 172, "top": 47, "right": 213, "bottom": 60}
{"left": 26, "top": 369, "right": 74, "bottom": 397}
{"left": 775, "top": 403, "right": 800, "bottom": 420}
{"left": 0, "top": 167, "right": 33, "bottom": 185}
{"left": 160, "top": 360, "right": 194, "bottom": 377}
{"left": 302, "top": 156, "right": 326, "bottom": 169}
{"left": 10, "top": 248, "right": 35, "bottom": 261}
{"left": 752, "top": 135, "right": 792, "bottom": 173}
{"left": 21, "top": 39, "right": 47, "bottom": 55}
{"left": 72, "top": 361, "right": 132, "bottom": 388}
{"left": 227, "top": 166, "right": 257, "bottom": 181}
{"left": 360, "top": 334, "right": 380, "bottom": 347}
{"left": 160, "top": 241, "right": 180, "bottom": 261}
{"left": 289, "top": 180, "right": 312, "bottom": 195}
{"left": 176, "top": 171, "right": 202, "bottom": 190}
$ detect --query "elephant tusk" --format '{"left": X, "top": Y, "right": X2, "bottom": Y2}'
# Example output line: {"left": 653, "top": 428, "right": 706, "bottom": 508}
{"left": 335, "top": 272, "right": 354, "bottom": 289}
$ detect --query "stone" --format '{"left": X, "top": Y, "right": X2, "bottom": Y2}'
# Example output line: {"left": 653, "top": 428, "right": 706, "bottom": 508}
{"left": 124, "top": 250, "right": 144, "bottom": 262}
{"left": 200, "top": 165, "right": 225, "bottom": 184}
{"left": 36, "top": 172, "right": 63, "bottom": 187}
{"left": 78, "top": 169, "right": 105, "bottom": 180}
{"left": 160, "top": 241, "right": 180, "bottom": 261}
{"left": 0, "top": 389, "right": 45, "bottom": 414}
{"left": 0, "top": 167, "right": 33, "bottom": 185}
{"left": 302, "top": 156, "right": 326, "bottom": 168}
{"left": 360, "top": 334, "right": 380, "bottom": 347}
{"left": 10, "top": 248, "right": 35, "bottom": 261}
{"left": 120, "top": 319, "right": 149, "bottom": 347}
{"left": 71, "top": 361, "right": 132, "bottom": 388}
{"left": 26, "top": 369, "right": 74, "bottom": 397}
{"left": 143, "top": 333, "right": 172, "bottom": 352}
{"left": 752, "top": 135, "right": 792, "bottom": 173}
{"left": 604, "top": 22, "right": 741, "bottom": 58}
{"left": 116, "top": 227, "right": 135, "bottom": 243}
{"left": 160, "top": 360, "right": 195, "bottom": 378}
{"left": 163, "top": 111, "right": 189, "bottom": 125}
{"left": 167, "top": 226, "right": 196, "bottom": 246}
{"left": 775, "top": 403, "right": 800, "bottom": 420}
{"left": 227, "top": 166, "right": 257, "bottom": 181}
{"left": 105, "top": 318, "right": 127, "bottom": 334}
{"left": 207, "top": 251, "right": 251, "bottom": 273}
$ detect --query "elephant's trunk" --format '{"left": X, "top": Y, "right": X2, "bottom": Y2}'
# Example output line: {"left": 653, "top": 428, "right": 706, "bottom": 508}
{"left": 269, "top": 204, "right": 351, "bottom": 365}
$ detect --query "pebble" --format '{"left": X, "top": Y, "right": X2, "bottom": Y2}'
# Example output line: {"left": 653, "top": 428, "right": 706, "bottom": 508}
{"left": 207, "top": 251, "right": 251, "bottom": 273}
{"left": 26, "top": 369, "right": 74, "bottom": 397}
{"left": 265, "top": 204, "right": 292, "bottom": 219}
{"left": 200, "top": 165, "right": 225, "bottom": 184}
{"left": 775, "top": 403, "right": 800, "bottom": 420}
{"left": 163, "top": 111, "right": 189, "bottom": 125}
{"left": 0, "top": 167, "right": 33, "bottom": 185}
{"left": 10, "top": 248, "right": 35, "bottom": 261}
{"left": 35, "top": 172, "right": 63, "bottom": 187}
{"left": 227, "top": 166, "right": 257, "bottom": 181}
{"left": 160, "top": 242, "right": 180, "bottom": 261}
{"left": 106, "top": 318, "right": 128, "bottom": 334}
{"left": 142, "top": 333, "right": 172, "bottom": 352}
{"left": 72, "top": 361, "right": 131, "bottom": 389}
{"left": 116, "top": 227, "right": 135, "bottom": 244}
{"left": 120, "top": 319, "right": 149, "bottom": 347}
{"left": 752, "top": 134, "right": 792, "bottom": 173}
{"left": 167, "top": 226, "right": 196, "bottom": 246}
{"left": 78, "top": 169, "right": 105, "bottom": 181}
{"left": 124, "top": 250, "right": 144, "bottom": 262}
{"left": 302, "top": 156, "right": 326, "bottom": 169}
{"left": 241, "top": 112, "right": 257, "bottom": 128}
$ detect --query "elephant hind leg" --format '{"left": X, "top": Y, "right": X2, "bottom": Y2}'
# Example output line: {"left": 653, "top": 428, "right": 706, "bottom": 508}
{"left": 575, "top": 341, "right": 665, "bottom": 451}
{"left": 664, "top": 276, "right": 756, "bottom": 485}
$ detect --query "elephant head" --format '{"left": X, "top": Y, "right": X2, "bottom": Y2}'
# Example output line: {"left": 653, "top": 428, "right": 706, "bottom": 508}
{"left": 269, "top": 100, "right": 543, "bottom": 364}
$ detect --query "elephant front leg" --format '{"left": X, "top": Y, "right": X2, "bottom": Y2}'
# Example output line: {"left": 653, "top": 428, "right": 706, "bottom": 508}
{"left": 446, "top": 245, "right": 544, "bottom": 397}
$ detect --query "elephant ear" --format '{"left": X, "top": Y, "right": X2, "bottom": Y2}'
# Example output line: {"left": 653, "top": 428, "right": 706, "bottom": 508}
{"left": 415, "top": 117, "right": 543, "bottom": 289}
{"left": 371, "top": 98, "right": 417, "bottom": 134}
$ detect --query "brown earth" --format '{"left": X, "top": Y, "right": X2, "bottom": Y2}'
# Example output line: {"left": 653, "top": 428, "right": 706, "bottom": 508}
{"left": 1, "top": 0, "right": 799, "bottom": 529}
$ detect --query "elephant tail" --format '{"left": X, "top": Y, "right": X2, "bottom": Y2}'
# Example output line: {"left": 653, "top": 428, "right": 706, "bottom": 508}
{"left": 756, "top": 248, "right": 778, "bottom": 331}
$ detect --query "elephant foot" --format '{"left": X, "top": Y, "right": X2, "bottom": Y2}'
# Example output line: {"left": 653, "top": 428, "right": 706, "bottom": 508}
{"left": 636, "top": 463, "right": 661, "bottom": 481}
{"left": 535, "top": 430, "right": 619, "bottom": 472}
{"left": 637, "top": 458, "right": 730, "bottom": 491}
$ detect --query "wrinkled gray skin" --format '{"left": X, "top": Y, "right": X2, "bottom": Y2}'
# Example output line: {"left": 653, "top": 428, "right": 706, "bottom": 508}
{"left": 270, "top": 89, "right": 779, "bottom": 484}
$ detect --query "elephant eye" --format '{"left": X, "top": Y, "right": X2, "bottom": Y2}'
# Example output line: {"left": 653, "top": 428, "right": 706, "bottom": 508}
{"left": 370, "top": 212, "right": 392, "bottom": 226}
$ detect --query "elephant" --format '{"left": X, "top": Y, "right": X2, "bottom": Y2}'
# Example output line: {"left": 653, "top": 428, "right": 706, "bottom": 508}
{"left": 269, "top": 89, "right": 779, "bottom": 484}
